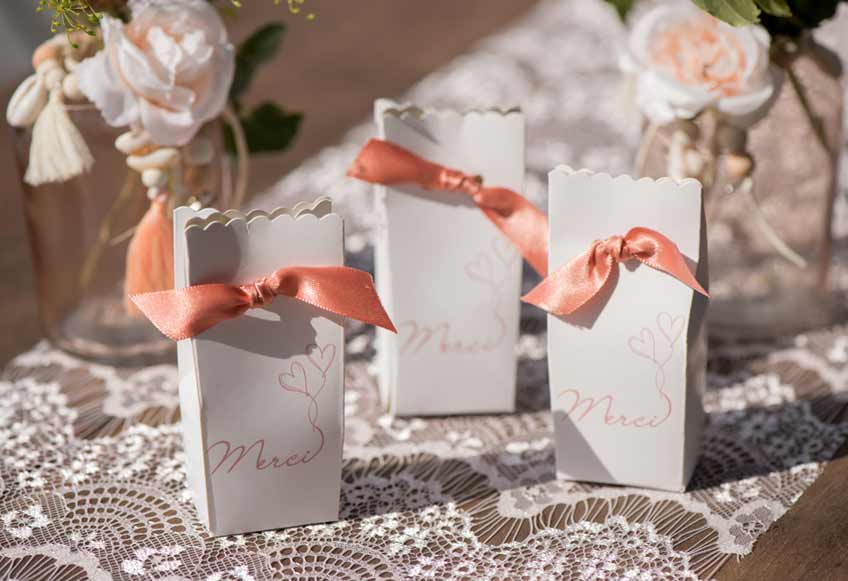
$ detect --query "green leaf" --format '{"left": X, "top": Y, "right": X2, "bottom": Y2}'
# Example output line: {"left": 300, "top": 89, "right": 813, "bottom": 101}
{"left": 691, "top": 0, "right": 761, "bottom": 25}
{"left": 754, "top": 0, "right": 792, "bottom": 17}
{"left": 603, "top": 0, "right": 636, "bottom": 21}
{"left": 225, "top": 102, "right": 302, "bottom": 155}
{"left": 230, "top": 22, "right": 286, "bottom": 100}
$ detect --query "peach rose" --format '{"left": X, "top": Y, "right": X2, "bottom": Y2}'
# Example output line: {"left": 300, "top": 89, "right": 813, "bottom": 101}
{"left": 77, "top": 0, "right": 235, "bottom": 146}
{"left": 621, "top": 4, "right": 780, "bottom": 128}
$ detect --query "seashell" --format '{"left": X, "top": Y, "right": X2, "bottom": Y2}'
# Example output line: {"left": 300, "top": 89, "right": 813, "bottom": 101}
{"left": 141, "top": 168, "right": 168, "bottom": 189}
{"left": 62, "top": 73, "right": 83, "bottom": 101}
{"left": 667, "top": 127, "right": 711, "bottom": 182}
{"left": 715, "top": 124, "right": 748, "bottom": 154}
{"left": 35, "top": 59, "right": 62, "bottom": 76}
{"left": 115, "top": 130, "right": 152, "bottom": 155}
{"left": 64, "top": 56, "right": 80, "bottom": 72}
{"left": 669, "top": 128, "right": 693, "bottom": 148}
{"left": 32, "top": 43, "right": 61, "bottom": 69}
{"left": 723, "top": 153, "right": 754, "bottom": 182}
{"left": 683, "top": 149, "right": 706, "bottom": 178}
{"left": 127, "top": 148, "right": 180, "bottom": 172}
{"left": 50, "top": 34, "right": 70, "bottom": 49}
{"left": 6, "top": 74, "right": 48, "bottom": 127}
{"left": 669, "top": 119, "right": 700, "bottom": 141}
{"left": 183, "top": 137, "right": 214, "bottom": 166}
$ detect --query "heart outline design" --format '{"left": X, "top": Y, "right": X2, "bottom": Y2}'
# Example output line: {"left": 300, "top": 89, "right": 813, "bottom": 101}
{"left": 306, "top": 343, "right": 336, "bottom": 375}
{"left": 279, "top": 361, "right": 309, "bottom": 396}
{"left": 627, "top": 328, "right": 656, "bottom": 361}
{"left": 492, "top": 236, "right": 518, "bottom": 268}
{"left": 657, "top": 313, "right": 685, "bottom": 347}
{"left": 464, "top": 252, "right": 495, "bottom": 285}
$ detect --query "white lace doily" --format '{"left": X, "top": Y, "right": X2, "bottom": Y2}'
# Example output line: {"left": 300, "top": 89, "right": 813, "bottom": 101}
{"left": 4, "top": 1, "right": 848, "bottom": 579}
{"left": 4, "top": 324, "right": 848, "bottom": 580}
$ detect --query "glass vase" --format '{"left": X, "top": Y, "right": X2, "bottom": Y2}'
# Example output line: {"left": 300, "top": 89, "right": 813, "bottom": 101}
{"left": 636, "top": 35, "right": 844, "bottom": 340}
{"left": 12, "top": 105, "right": 233, "bottom": 365}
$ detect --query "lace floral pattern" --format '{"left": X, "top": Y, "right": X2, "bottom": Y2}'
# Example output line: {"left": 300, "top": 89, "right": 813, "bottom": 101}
{"left": 3, "top": 0, "right": 848, "bottom": 579}
{"left": 3, "top": 323, "right": 848, "bottom": 579}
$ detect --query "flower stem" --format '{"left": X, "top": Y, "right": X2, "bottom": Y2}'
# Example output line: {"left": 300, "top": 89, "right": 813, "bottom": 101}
{"left": 738, "top": 177, "right": 808, "bottom": 269}
{"left": 785, "top": 63, "right": 831, "bottom": 154}
{"left": 78, "top": 170, "right": 138, "bottom": 291}
{"left": 633, "top": 121, "right": 659, "bottom": 178}
{"left": 784, "top": 60, "right": 838, "bottom": 288}
{"left": 222, "top": 105, "right": 249, "bottom": 209}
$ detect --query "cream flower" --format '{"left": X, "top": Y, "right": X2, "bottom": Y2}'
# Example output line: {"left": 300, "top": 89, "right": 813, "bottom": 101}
{"left": 77, "top": 0, "right": 235, "bottom": 146}
{"left": 622, "top": 4, "right": 780, "bottom": 128}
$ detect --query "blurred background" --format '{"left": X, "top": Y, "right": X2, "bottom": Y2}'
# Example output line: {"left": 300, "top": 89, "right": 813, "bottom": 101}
{"left": 10, "top": 0, "right": 848, "bottom": 365}
{"left": 0, "top": 1, "right": 538, "bottom": 365}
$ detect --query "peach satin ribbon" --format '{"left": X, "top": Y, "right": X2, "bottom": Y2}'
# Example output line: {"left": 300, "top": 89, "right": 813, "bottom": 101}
{"left": 522, "top": 227, "right": 708, "bottom": 316}
{"left": 131, "top": 266, "right": 397, "bottom": 341}
{"left": 347, "top": 138, "right": 549, "bottom": 276}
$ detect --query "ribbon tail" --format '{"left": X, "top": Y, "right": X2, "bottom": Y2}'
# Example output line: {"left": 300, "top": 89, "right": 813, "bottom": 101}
{"left": 650, "top": 257, "right": 709, "bottom": 298}
{"left": 333, "top": 298, "right": 397, "bottom": 334}
{"left": 130, "top": 290, "right": 193, "bottom": 341}
{"left": 521, "top": 273, "right": 571, "bottom": 315}
{"left": 293, "top": 266, "right": 397, "bottom": 333}
{"left": 628, "top": 227, "right": 709, "bottom": 298}
{"left": 130, "top": 284, "right": 248, "bottom": 341}
{"left": 478, "top": 187, "right": 549, "bottom": 276}
{"left": 346, "top": 138, "right": 443, "bottom": 187}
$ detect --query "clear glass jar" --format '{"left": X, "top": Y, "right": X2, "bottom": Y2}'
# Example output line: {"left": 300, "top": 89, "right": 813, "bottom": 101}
{"left": 13, "top": 105, "right": 233, "bottom": 364}
{"left": 637, "top": 35, "right": 844, "bottom": 339}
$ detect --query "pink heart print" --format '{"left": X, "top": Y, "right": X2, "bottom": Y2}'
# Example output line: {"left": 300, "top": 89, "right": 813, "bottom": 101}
{"left": 306, "top": 343, "right": 336, "bottom": 375}
{"left": 657, "top": 313, "right": 685, "bottom": 346}
{"left": 464, "top": 252, "right": 495, "bottom": 285}
{"left": 492, "top": 236, "right": 518, "bottom": 267}
{"left": 279, "top": 361, "right": 309, "bottom": 395}
{"left": 628, "top": 328, "right": 656, "bottom": 361}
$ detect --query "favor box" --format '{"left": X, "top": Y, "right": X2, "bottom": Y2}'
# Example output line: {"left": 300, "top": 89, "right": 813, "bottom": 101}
{"left": 174, "top": 199, "right": 344, "bottom": 535}
{"left": 546, "top": 168, "right": 708, "bottom": 492}
{"left": 374, "top": 101, "right": 525, "bottom": 416}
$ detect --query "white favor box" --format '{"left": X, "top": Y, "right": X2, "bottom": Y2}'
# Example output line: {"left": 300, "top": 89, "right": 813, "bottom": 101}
{"left": 374, "top": 101, "right": 525, "bottom": 416}
{"left": 174, "top": 199, "right": 345, "bottom": 535}
{"left": 546, "top": 168, "right": 708, "bottom": 492}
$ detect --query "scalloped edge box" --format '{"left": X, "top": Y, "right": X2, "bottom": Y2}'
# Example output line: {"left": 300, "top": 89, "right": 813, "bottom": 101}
{"left": 373, "top": 100, "right": 525, "bottom": 416}
{"left": 174, "top": 198, "right": 345, "bottom": 535}
{"left": 546, "top": 168, "right": 708, "bottom": 492}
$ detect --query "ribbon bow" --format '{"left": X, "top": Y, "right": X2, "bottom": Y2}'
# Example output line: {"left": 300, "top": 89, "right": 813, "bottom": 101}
{"left": 347, "top": 138, "right": 549, "bottom": 276}
{"left": 131, "top": 266, "right": 397, "bottom": 341}
{"left": 522, "top": 227, "right": 708, "bottom": 316}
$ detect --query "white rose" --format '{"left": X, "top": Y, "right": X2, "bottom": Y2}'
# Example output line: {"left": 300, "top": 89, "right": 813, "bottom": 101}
{"left": 621, "top": 4, "right": 781, "bottom": 128}
{"left": 77, "top": 0, "right": 235, "bottom": 146}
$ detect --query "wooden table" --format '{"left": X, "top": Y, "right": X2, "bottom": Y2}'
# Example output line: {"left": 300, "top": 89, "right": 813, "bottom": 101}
{"left": 716, "top": 438, "right": 848, "bottom": 580}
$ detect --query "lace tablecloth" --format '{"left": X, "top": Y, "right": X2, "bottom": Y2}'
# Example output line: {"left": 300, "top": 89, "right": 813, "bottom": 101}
{"left": 4, "top": 1, "right": 848, "bottom": 579}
